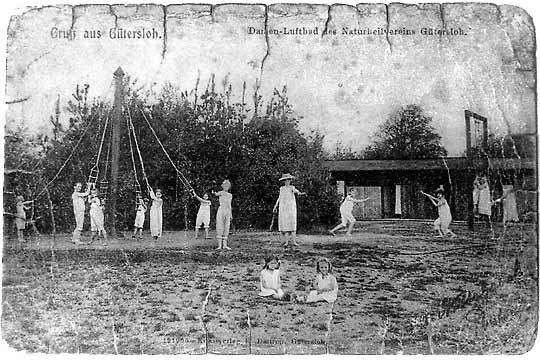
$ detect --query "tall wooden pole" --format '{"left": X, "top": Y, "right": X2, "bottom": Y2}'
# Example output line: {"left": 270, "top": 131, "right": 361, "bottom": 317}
{"left": 110, "top": 67, "right": 125, "bottom": 237}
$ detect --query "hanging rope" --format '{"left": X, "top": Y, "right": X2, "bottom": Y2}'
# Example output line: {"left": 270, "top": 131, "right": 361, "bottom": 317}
{"left": 125, "top": 110, "right": 139, "bottom": 181}
{"left": 136, "top": 104, "right": 194, "bottom": 192}
{"left": 33, "top": 113, "right": 98, "bottom": 200}
{"left": 88, "top": 116, "right": 110, "bottom": 184}
{"left": 126, "top": 105, "right": 150, "bottom": 189}
{"left": 99, "top": 126, "right": 112, "bottom": 199}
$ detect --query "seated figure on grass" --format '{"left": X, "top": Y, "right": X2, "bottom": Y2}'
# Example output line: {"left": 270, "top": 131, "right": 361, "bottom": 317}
{"left": 259, "top": 256, "right": 289, "bottom": 301}
{"left": 297, "top": 257, "right": 338, "bottom": 304}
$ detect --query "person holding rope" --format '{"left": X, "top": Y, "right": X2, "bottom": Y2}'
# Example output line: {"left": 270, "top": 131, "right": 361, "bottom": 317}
{"left": 89, "top": 186, "right": 108, "bottom": 245}
{"left": 132, "top": 195, "right": 148, "bottom": 240}
{"left": 213, "top": 180, "right": 233, "bottom": 250}
{"left": 15, "top": 195, "right": 33, "bottom": 242}
{"left": 148, "top": 186, "right": 163, "bottom": 240}
{"left": 421, "top": 186, "right": 456, "bottom": 238}
{"left": 192, "top": 190, "right": 212, "bottom": 240}
{"left": 71, "top": 182, "right": 92, "bottom": 244}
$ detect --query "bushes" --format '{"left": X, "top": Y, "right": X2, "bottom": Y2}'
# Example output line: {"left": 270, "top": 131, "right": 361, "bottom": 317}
{"left": 9, "top": 80, "right": 340, "bottom": 233}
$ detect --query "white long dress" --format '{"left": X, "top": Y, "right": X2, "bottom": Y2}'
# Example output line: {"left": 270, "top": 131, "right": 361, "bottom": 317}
{"left": 134, "top": 203, "right": 146, "bottom": 228}
{"left": 306, "top": 273, "right": 338, "bottom": 303}
{"left": 434, "top": 198, "right": 452, "bottom": 233}
{"left": 473, "top": 182, "right": 492, "bottom": 216}
{"left": 502, "top": 185, "right": 519, "bottom": 222}
{"left": 89, "top": 197, "right": 105, "bottom": 231}
{"left": 278, "top": 185, "right": 300, "bottom": 232}
{"left": 149, "top": 190, "right": 163, "bottom": 237}
{"left": 15, "top": 202, "right": 26, "bottom": 230}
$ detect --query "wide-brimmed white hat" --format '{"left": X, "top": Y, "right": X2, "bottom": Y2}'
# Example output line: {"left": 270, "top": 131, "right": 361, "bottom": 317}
{"left": 279, "top": 173, "right": 295, "bottom": 181}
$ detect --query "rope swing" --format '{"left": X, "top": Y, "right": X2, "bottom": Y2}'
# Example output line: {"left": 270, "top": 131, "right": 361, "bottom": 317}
{"left": 88, "top": 116, "right": 110, "bottom": 185}
{"left": 33, "top": 112, "right": 99, "bottom": 201}
{"left": 136, "top": 104, "right": 194, "bottom": 193}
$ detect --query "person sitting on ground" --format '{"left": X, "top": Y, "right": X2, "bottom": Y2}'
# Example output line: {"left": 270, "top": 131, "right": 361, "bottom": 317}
{"left": 329, "top": 188, "right": 370, "bottom": 236}
{"left": 258, "top": 256, "right": 287, "bottom": 300}
{"left": 297, "top": 257, "right": 338, "bottom": 303}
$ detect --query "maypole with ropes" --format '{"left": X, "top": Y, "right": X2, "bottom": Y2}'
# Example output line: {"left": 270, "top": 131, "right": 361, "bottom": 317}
{"left": 108, "top": 67, "right": 125, "bottom": 237}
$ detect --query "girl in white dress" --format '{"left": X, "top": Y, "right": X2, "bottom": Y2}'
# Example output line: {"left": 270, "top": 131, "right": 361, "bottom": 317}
{"left": 259, "top": 256, "right": 285, "bottom": 300}
{"left": 422, "top": 187, "right": 456, "bottom": 237}
{"left": 494, "top": 185, "right": 519, "bottom": 224}
{"left": 89, "top": 188, "right": 108, "bottom": 245}
{"left": 213, "top": 180, "right": 232, "bottom": 250}
{"left": 132, "top": 195, "right": 147, "bottom": 240}
{"left": 148, "top": 186, "right": 163, "bottom": 240}
{"left": 14, "top": 195, "right": 32, "bottom": 242}
{"left": 272, "top": 173, "right": 306, "bottom": 247}
{"left": 192, "top": 190, "right": 212, "bottom": 239}
{"left": 302, "top": 257, "right": 338, "bottom": 303}
{"left": 473, "top": 175, "right": 493, "bottom": 226}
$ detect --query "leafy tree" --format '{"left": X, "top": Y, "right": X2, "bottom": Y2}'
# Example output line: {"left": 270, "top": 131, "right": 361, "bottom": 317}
{"left": 10, "top": 78, "right": 340, "bottom": 233}
{"left": 363, "top": 104, "right": 447, "bottom": 159}
{"left": 469, "top": 133, "right": 530, "bottom": 159}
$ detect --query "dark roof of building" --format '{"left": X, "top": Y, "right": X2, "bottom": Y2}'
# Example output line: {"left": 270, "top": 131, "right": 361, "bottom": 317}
{"left": 324, "top": 157, "right": 535, "bottom": 172}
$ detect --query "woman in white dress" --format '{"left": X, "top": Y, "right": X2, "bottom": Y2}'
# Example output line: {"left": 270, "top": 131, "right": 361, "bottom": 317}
{"left": 14, "top": 195, "right": 32, "bottom": 242}
{"left": 304, "top": 257, "right": 338, "bottom": 303}
{"left": 272, "top": 173, "right": 306, "bottom": 247}
{"left": 494, "top": 184, "right": 519, "bottom": 224}
{"left": 258, "top": 256, "right": 285, "bottom": 300}
{"left": 148, "top": 186, "right": 163, "bottom": 240}
{"left": 473, "top": 175, "right": 492, "bottom": 227}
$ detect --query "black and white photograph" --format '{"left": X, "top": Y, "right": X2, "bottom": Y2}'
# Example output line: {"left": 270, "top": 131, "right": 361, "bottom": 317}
{"left": 1, "top": 0, "right": 538, "bottom": 355}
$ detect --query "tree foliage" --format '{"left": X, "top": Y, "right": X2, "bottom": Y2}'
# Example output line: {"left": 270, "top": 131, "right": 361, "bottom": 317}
{"left": 363, "top": 104, "right": 448, "bottom": 160}
{"left": 5, "top": 78, "right": 340, "bottom": 233}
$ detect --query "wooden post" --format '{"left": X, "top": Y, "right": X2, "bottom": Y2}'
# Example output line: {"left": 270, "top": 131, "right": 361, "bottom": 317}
{"left": 109, "top": 67, "right": 125, "bottom": 237}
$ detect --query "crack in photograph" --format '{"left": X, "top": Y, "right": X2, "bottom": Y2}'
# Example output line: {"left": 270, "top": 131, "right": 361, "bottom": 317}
{"left": 2, "top": 0, "right": 538, "bottom": 355}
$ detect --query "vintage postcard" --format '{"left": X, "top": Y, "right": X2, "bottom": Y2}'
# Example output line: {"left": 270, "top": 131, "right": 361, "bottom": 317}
{"left": 1, "top": 0, "right": 538, "bottom": 355}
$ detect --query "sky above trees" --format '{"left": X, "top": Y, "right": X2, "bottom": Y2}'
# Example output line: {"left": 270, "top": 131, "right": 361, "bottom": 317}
{"left": 5, "top": 3, "right": 536, "bottom": 156}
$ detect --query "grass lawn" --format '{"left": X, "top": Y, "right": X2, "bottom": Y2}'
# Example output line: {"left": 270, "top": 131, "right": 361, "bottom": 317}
{"left": 2, "top": 221, "right": 537, "bottom": 354}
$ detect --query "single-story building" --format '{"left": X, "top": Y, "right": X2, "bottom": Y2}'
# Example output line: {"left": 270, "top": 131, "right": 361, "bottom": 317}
{"left": 324, "top": 157, "right": 536, "bottom": 224}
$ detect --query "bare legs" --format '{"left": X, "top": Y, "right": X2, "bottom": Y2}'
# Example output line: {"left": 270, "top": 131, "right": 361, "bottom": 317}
{"left": 281, "top": 231, "right": 299, "bottom": 246}
{"left": 330, "top": 221, "right": 355, "bottom": 236}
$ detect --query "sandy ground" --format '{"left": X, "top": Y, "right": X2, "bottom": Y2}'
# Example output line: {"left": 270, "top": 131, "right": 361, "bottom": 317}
{"left": 2, "top": 221, "right": 538, "bottom": 354}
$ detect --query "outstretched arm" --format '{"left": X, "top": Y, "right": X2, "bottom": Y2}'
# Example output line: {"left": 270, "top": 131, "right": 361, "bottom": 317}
{"left": 148, "top": 186, "right": 157, "bottom": 200}
{"left": 421, "top": 191, "right": 438, "bottom": 206}
{"left": 353, "top": 197, "right": 370, "bottom": 203}
{"left": 191, "top": 189, "right": 206, "bottom": 203}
